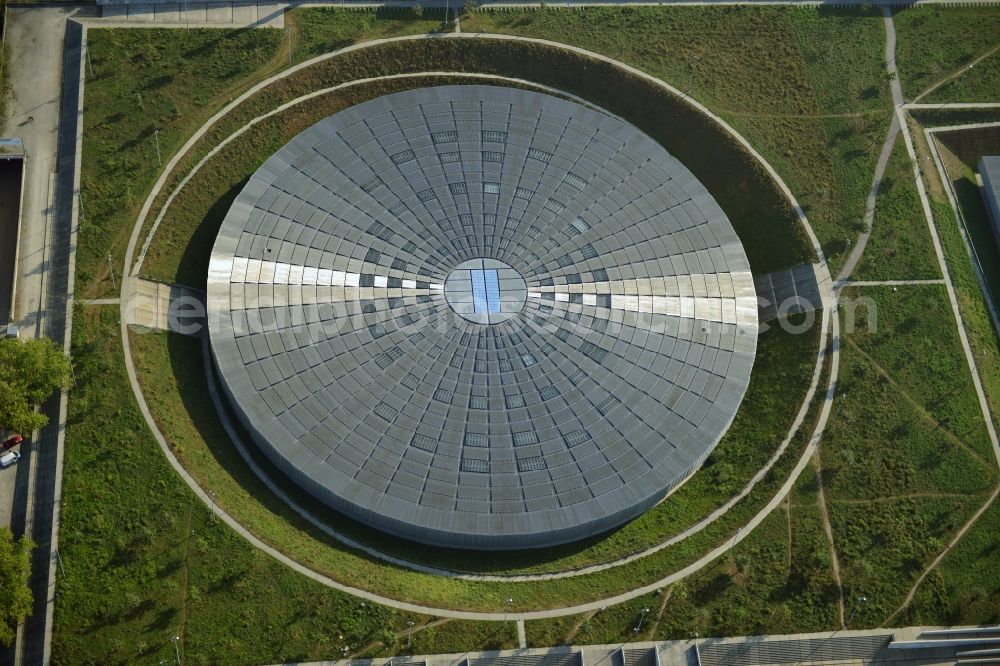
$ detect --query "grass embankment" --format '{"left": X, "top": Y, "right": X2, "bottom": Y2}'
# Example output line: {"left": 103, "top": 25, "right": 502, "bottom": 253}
{"left": 77, "top": 9, "right": 446, "bottom": 300}
{"left": 894, "top": 6, "right": 1000, "bottom": 102}
{"left": 852, "top": 136, "right": 940, "bottom": 281}
{"left": 461, "top": 6, "right": 891, "bottom": 274}
{"left": 79, "top": 28, "right": 281, "bottom": 299}
{"left": 139, "top": 37, "right": 814, "bottom": 285}
{"left": 929, "top": 197, "right": 1000, "bottom": 429}
{"left": 823, "top": 285, "right": 998, "bottom": 626}
{"left": 124, "top": 28, "right": 822, "bottom": 582}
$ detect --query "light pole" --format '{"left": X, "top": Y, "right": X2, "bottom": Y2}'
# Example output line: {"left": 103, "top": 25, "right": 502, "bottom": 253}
{"left": 107, "top": 255, "right": 117, "bottom": 291}
{"left": 503, "top": 597, "right": 513, "bottom": 624}
{"left": 406, "top": 620, "right": 415, "bottom": 649}
{"left": 731, "top": 526, "right": 743, "bottom": 547}
{"left": 845, "top": 595, "right": 867, "bottom": 628}
{"left": 208, "top": 490, "right": 216, "bottom": 522}
{"left": 633, "top": 607, "right": 650, "bottom": 636}
{"left": 171, "top": 635, "right": 181, "bottom": 665}
{"left": 154, "top": 128, "right": 161, "bottom": 166}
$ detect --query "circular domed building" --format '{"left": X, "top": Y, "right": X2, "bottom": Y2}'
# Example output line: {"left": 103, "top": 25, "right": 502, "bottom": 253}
{"left": 207, "top": 85, "right": 758, "bottom": 550}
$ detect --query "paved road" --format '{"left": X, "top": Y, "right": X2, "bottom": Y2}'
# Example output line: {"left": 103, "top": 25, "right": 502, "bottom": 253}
{"left": 2, "top": 6, "right": 81, "bottom": 339}
{"left": 0, "top": 9, "right": 75, "bottom": 665}
{"left": 0, "top": 8, "right": 84, "bottom": 665}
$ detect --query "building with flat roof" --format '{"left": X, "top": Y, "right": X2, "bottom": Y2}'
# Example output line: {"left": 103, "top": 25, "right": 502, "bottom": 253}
{"left": 206, "top": 86, "right": 758, "bottom": 550}
{"left": 980, "top": 156, "right": 1000, "bottom": 246}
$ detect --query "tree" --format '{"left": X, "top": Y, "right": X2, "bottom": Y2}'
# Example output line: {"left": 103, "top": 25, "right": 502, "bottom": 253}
{"left": 0, "top": 337, "right": 72, "bottom": 435}
{"left": 0, "top": 528, "right": 33, "bottom": 647}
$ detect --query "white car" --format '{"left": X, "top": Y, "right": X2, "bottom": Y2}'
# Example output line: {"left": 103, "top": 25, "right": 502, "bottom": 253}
{"left": 0, "top": 450, "right": 20, "bottom": 468}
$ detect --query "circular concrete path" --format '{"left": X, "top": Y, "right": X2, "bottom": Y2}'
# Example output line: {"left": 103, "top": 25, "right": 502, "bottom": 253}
{"left": 119, "top": 33, "right": 839, "bottom": 619}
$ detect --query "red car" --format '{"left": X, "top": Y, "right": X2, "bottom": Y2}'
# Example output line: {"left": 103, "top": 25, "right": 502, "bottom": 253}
{"left": 1, "top": 434, "right": 23, "bottom": 451}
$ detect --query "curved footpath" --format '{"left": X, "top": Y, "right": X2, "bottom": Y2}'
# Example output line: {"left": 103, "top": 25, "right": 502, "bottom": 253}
{"left": 137, "top": 69, "right": 823, "bottom": 581}
{"left": 118, "top": 32, "right": 839, "bottom": 619}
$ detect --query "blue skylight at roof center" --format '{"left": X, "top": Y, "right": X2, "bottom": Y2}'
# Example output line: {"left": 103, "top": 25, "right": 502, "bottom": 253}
{"left": 444, "top": 258, "right": 527, "bottom": 325}
{"left": 471, "top": 268, "right": 501, "bottom": 313}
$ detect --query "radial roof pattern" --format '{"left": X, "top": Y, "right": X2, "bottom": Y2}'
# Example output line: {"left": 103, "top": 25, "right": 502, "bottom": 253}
{"left": 207, "top": 86, "right": 758, "bottom": 550}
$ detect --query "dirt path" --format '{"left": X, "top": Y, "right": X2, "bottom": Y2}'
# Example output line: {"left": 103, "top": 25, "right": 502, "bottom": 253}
{"left": 882, "top": 485, "right": 1000, "bottom": 626}
{"left": 348, "top": 618, "right": 453, "bottom": 659}
{"left": 811, "top": 453, "right": 845, "bottom": 628}
{"left": 913, "top": 43, "right": 1000, "bottom": 103}
{"left": 563, "top": 610, "right": 598, "bottom": 644}
{"left": 832, "top": 491, "right": 982, "bottom": 505}
{"left": 783, "top": 497, "right": 793, "bottom": 573}
{"left": 645, "top": 588, "right": 675, "bottom": 640}
{"left": 846, "top": 338, "right": 996, "bottom": 472}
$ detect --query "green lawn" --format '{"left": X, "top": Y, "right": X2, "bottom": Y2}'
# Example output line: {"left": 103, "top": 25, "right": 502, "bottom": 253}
{"left": 290, "top": 6, "right": 448, "bottom": 58}
{"left": 822, "top": 286, "right": 998, "bottom": 626}
{"left": 385, "top": 620, "right": 517, "bottom": 658}
{"left": 652, "top": 467, "right": 839, "bottom": 638}
{"left": 897, "top": 495, "right": 1000, "bottom": 626}
{"left": 830, "top": 494, "right": 980, "bottom": 627}
{"left": 824, "top": 346, "right": 994, "bottom": 499}
{"left": 78, "top": 10, "right": 447, "bottom": 300}
{"left": 78, "top": 27, "right": 283, "bottom": 299}
{"left": 852, "top": 136, "right": 941, "bottom": 281}
{"left": 524, "top": 467, "right": 840, "bottom": 645}
{"left": 894, "top": 6, "right": 1000, "bottom": 101}
{"left": 837, "top": 285, "right": 996, "bottom": 463}
{"left": 139, "top": 35, "right": 812, "bottom": 280}
{"left": 888, "top": 195, "right": 1000, "bottom": 627}
{"left": 461, "top": 6, "right": 892, "bottom": 274}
